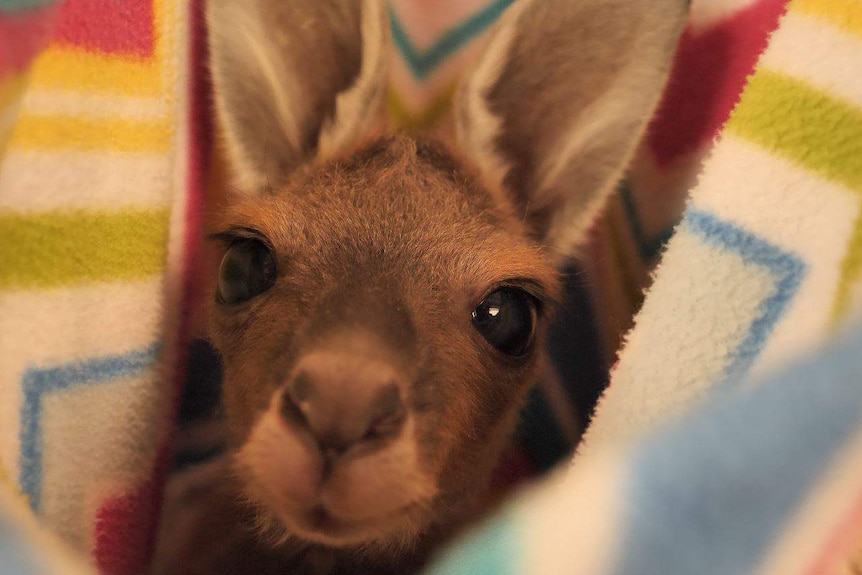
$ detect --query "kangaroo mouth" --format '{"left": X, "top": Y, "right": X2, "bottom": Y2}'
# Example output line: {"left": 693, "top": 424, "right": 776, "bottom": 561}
{"left": 293, "top": 499, "right": 427, "bottom": 542}
{"left": 239, "top": 397, "right": 438, "bottom": 548}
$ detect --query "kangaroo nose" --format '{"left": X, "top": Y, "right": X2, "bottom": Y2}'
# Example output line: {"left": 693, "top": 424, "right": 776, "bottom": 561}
{"left": 281, "top": 351, "right": 407, "bottom": 455}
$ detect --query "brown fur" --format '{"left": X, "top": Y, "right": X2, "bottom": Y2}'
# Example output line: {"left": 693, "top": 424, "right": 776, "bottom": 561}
{"left": 155, "top": 1, "right": 687, "bottom": 573}
{"left": 212, "top": 135, "right": 558, "bottom": 553}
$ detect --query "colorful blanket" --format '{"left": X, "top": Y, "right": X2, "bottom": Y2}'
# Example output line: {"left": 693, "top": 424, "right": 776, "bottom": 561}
{"left": 0, "top": 0, "right": 207, "bottom": 571}
{"left": 427, "top": 319, "right": 862, "bottom": 575}
{"left": 1, "top": 0, "right": 861, "bottom": 573}
{"left": 586, "top": 0, "right": 862, "bottom": 447}
{"left": 426, "top": 0, "right": 862, "bottom": 573}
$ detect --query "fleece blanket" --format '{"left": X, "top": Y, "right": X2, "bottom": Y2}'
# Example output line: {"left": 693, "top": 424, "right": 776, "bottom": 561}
{"left": 425, "top": 0, "right": 862, "bottom": 573}
{"left": 426, "top": 318, "right": 862, "bottom": 575}
{"left": 585, "top": 0, "right": 862, "bottom": 447}
{"left": 0, "top": 0, "right": 207, "bottom": 571}
{"left": 1, "top": 0, "right": 860, "bottom": 573}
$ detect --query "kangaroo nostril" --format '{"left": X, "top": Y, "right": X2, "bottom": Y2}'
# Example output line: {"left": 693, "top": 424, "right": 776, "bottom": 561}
{"left": 280, "top": 372, "right": 312, "bottom": 427}
{"left": 363, "top": 383, "right": 406, "bottom": 441}
{"left": 289, "top": 371, "right": 312, "bottom": 404}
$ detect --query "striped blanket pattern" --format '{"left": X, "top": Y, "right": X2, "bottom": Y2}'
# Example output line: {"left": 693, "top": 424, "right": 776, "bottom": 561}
{"left": 425, "top": 0, "right": 862, "bottom": 573}
{"left": 586, "top": 0, "right": 862, "bottom": 447}
{"left": 1, "top": 0, "right": 861, "bottom": 573}
{"left": 0, "top": 0, "right": 205, "bottom": 572}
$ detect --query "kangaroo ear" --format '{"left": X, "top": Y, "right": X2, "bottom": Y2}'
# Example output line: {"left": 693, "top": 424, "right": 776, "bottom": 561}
{"left": 456, "top": 0, "right": 686, "bottom": 250}
{"left": 207, "top": 0, "right": 389, "bottom": 193}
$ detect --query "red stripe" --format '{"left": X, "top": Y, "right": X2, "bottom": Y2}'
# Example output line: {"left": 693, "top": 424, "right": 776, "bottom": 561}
{"left": 52, "top": 0, "right": 155, "bottom": 58}
{"left": 646, "top": 0, "right": 788, "bottom": 168}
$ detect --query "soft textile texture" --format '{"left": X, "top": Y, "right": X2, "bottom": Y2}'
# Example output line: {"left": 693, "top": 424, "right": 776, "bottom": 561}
{"left": 585, "top": 0, "right": 789, "bottom": 360}
{"left": 426, "top": 318, "right": 862, "bottom": 575}
{"left": 425, "top": 0, "right": 862, "bottom": 573}
{"left": 585, "top": 0, "right": 862, "bottom": 448}
{"left": 0, "top": 0, "right": 207, "bottom": 571}
{"left": 1, "top": 0, "right": 861, "bottom": 573}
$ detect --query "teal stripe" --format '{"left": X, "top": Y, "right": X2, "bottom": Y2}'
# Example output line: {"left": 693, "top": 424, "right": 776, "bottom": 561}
{"left": 618, "top": 178, "right": 676, "bottom": 261}
{"left": 0, "top": 0, "right": 58, "bottom": 14}
{"left": 389, "top": 0, "right": 514, "bottom": 79}
{"left": 425, "top": 511, "right": 520, "bottom": 575}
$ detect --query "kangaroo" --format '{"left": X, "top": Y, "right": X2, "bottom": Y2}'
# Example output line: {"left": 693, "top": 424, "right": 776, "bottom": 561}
{"left": 156, "top": 1, "right": 686, "bottom": 573}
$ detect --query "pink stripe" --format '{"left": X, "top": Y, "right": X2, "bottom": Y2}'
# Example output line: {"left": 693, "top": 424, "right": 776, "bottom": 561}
{"left": 0, "top": 3, "right": 60, "bottom": 74}
{"left": 804, "top": 488, "right": 862, "bottom": 575}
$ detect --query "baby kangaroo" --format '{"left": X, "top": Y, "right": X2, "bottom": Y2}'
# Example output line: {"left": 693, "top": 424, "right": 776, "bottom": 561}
{"left": 164, "top": 1, "right": 685, "bottom": 573}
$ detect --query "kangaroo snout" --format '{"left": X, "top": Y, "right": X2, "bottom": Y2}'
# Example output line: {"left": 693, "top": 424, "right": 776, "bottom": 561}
{"left": 233, "top": 328, "right": 432, "bottom": 548}
{"left": 281, "top": 350, "right": 407, "bottom": 457}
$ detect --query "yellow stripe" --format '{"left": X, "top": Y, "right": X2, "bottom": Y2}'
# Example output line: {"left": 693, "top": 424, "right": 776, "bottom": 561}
{"left": 726, "top": 69, "right": 862, "bottom": 193}
{"left": 156, "top": 0, "right": 174, "bottom": 88}
{"left": 0, "top": 208, "right": 170, "bottom": 289}
{"left": 28, "top": 49, "right": 162, "bottom": 96}
{"left": 388, "top": 84, "right": 455, "bottom": 134}
{"left": 792, "top": 0, "right": 862, "bottom": 38}
{"left": 8, "top": 114, "right": 172, "bottom": 152}
{"left": 0, "top": 71, "right": 30, "bottom": 110}
{"left": 0, "top": 71, "right": 31, "bottom": 155}
{"left": 833, "top": 209, "right": 862, "bottom": 321}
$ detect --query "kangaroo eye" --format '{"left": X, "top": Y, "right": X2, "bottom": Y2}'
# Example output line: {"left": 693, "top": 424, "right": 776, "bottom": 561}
{"left": 217, "top": 238, "right": 276, "bottom": 305}
{"left": 472, "top": 287, "right": 538, "bottom": 357}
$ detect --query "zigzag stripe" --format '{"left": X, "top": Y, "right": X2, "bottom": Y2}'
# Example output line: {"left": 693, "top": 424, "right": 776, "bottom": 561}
{"left": 617, "top": 179, "right": 676, "bottom": 261}
{"left": 389, "top": 0, "right": 513, "bottom": 79}
{"left": 387, "top": 83, "right": 455, "bottom": 132}
{"left": 18, "top": 344, "right": 160, "bottom": 510}
{"left": 724, "top": 1, "right": 862, "bottom": 322}
{"left": 683, "top": 209, "right": 806, "bottom": 387}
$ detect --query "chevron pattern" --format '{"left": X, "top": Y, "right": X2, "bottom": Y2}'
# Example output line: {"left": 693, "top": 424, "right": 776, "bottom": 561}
{"left": 586, "top": 0, "right": 790, "bottom": 363}
{"left": 682, "top": 209, "right": 806, "bottom": 387}
{"left": 19, "top": 345, "right": 160, "bottom": 511}
{"left": 389, "top": 0, "right": 513, "bottom": 79}
{"left": 427, "top": 3, "right": 862, "bottom": 571}
{"left": 0, "top": 0, "right": 203, "bottom": 571}
{"left": 589, "top": 0, "right": 862, "bottom": 446}
{"left": 387, "top": 0, "right": 512, "bottom": 128}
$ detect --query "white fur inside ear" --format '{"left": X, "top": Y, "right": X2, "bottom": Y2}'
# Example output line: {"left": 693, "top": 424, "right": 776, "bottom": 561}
{"left": 317, "top": 0, "right": 389, "bottom": 159}
{"left": 208, "top": 2, "right": 304, "bottom": 193}
{"left": 538, "top": 34, "right": 672, "bottom": 252}
{"left": 539, "top": 63, "right": 652, "bottom": 250}
{"left": 455, "top": 0, "right": 533, "bottom": 204}
{"left": 539, "top": 61, "right": 653, "bottom": 195}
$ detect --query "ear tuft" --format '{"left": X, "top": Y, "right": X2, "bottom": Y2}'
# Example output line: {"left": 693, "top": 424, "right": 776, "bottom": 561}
{"left": 207, "top": 0, "right": 390, "bottom": 194}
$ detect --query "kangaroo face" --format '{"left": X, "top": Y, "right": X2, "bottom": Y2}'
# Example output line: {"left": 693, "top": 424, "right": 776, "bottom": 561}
{"left": 205, "top": 0, "right": 685, "bottom": 559}
{"left": 209, "top": 136, "right": 558, "bottom": 548}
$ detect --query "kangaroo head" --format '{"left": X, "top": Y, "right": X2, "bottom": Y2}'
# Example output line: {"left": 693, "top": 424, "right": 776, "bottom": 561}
{"left": 205, "top": 0, "right": 685, "bottom": 556}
